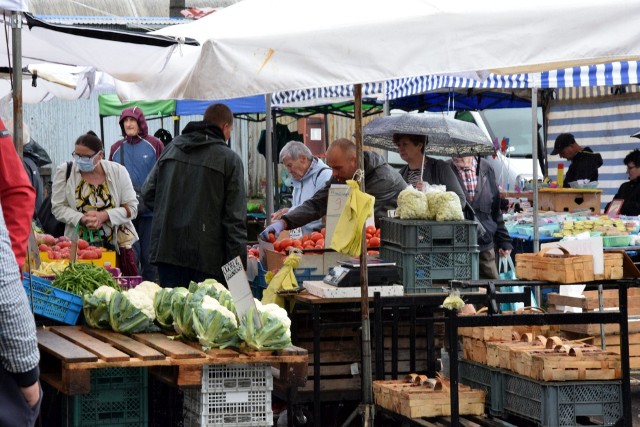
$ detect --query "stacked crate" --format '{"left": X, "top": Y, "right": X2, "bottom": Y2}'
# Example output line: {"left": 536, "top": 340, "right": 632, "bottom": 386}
{"left": 379, "top": 219, "right": 479, "bottom": 293}
{"left": 183, "top": 363, "right": 273, "bottom": 427}
{"left": 61, "top": 367, "right": 148, "bottom": 426}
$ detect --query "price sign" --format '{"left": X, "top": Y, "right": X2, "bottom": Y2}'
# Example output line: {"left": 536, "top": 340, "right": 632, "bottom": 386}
{"left": 222, "top": 256, "right": 262, "bottom": 327}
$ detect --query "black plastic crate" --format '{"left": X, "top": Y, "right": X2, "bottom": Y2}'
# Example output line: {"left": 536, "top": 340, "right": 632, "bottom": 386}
{"left": 380, "top": 218, "right": 478, "bottom": 250}
{"left": 459, "top": 359, "right": 504, "bottom": 416}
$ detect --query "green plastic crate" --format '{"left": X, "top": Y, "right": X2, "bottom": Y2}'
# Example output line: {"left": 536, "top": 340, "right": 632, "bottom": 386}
{"left": 380, "top": 245, "right": 479, "bottom": 293}
{"left": 380, "top": 218, "right": 478, "bottom": 250}
{"left": 61, "top": 368, "right": 148, "bottom": 426}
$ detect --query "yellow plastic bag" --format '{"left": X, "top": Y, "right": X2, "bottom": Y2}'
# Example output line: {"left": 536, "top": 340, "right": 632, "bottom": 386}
{"left": 261, "top": 252, "right": 300, "bottom": 308}
{"left": 330, "top": 180, "right": 375, "bottom": 257}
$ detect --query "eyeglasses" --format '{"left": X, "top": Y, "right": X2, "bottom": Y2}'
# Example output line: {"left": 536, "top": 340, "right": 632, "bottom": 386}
{"left": 72, "top": 151, "right": 99, "bottom": 161}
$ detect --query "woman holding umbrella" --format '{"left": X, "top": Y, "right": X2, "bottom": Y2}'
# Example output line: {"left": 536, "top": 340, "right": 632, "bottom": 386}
{"left": 394, "top": 133, "right": 467, "bottom": 207}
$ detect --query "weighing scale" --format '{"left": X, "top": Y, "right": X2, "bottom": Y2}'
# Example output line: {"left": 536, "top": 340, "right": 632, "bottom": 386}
{"left": 323, "top": 258, "right": 400, "bottom": 288}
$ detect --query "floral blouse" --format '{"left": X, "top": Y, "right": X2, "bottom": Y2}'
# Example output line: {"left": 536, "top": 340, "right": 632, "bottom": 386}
{"left": 75, "top": 180, "right": 115, "bottom": 245}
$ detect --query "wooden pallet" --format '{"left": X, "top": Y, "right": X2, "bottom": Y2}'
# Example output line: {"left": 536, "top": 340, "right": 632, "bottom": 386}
{"left": 373, "top": 375, "right": 485, "bottom": 419}
{"left": 37, "top": 326, "right": 307, "bottom": 395}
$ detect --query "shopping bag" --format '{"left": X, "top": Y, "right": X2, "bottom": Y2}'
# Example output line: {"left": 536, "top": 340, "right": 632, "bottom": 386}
{"left": 262, "top": 252, "right": 300, "bottom": 308}
{"left": 499, "top": 255, "right": 522, "bottom": 312}
{"left": 330, "top": 180, "right": 374, "bottom": 256}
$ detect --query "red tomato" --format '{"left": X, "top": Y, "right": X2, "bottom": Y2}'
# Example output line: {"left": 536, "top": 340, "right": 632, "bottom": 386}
{"left": 368, "top": 236, "right": 381, "bottom": 248}
{"left": 268, "top": 233, "right": 276, "bottom": 243}
{"left": 315, "top": 239, "right": 325, "bottom": 248}
{"left": 366, "top": 225, "right": 376, "bottom": 235}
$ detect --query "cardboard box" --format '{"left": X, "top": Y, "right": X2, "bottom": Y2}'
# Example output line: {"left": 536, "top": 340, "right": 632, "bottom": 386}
{"left": 264, "top": 248, "right": 350, "bottom": 274}
{"left": 537, "top": 188, "right": 602, "bottom": 213}
{"left": 39, "top": 250, "right": 117, "bottom": 267}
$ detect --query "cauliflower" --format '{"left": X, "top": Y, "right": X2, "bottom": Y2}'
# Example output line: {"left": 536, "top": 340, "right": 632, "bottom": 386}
{"left": 191, "top": 295, "right": 240, "bottom": 349}
{"left": 238, "top": 299, "right": 292, "bottom": 351}
{"left": 259, "top": 301, "right": 291, "bottom": 329}
{"left": 126, "top": 287, "right": 156, "bottom": 320}
{"left": 395, "top": 186, "right": 428, "bottom": 219}
{"left": 435, "top": 191, "right": 464, "bottom": 221}
{"left": 135, "top": 281, "right": 162, "bottom": 299}
{"left": 94, "top": 285, "right": 117, "bottom": 304}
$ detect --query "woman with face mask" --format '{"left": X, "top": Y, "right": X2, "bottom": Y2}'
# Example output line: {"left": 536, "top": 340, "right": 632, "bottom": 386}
{"left": 51, "top": 133, "right": 139, "bottom": 258}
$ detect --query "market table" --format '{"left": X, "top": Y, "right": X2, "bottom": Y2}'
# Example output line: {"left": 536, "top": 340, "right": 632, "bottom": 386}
{"left": 37, "top": 325, "right": 308, "bottom": 427}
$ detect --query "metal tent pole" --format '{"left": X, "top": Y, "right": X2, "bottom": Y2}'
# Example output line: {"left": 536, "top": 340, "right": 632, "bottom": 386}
{"left": 11, "top": 11, "right": 23, "bottom": 157}
{"left": 531, "top": 88, "right": 541, "bottom": 304}
{"left": 341, "top": 83, "right": 375, "bottom": 427}
{"left": 265, "top": 94, "right": 274, "bottom": 222}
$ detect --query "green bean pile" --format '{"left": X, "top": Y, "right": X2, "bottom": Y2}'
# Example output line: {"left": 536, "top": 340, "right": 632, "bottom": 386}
{"left": 51, "top": 263, "right": 119, "bottom": 296}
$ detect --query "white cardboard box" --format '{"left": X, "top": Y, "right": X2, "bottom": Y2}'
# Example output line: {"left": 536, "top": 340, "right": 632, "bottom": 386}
{"left": 303, "top": 280, "right": 404, "bottom": 298}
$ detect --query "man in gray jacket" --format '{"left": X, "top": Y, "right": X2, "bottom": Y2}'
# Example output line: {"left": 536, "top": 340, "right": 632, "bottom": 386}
{"left": 451, "top": 156, "right": 512, "bottom": 279}
{"left": 142, "top": 104, "right": 247, "bottom": 287}
{"left": 261, "top": 138, "right": 407, "bottom": 238}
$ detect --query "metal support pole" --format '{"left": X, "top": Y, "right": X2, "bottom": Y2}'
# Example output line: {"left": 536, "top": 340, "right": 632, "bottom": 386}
{"left": 531, "top": 88, "right": 541, "bottom": 304}
{"left": 265, "top": 94, "right": 274, "bottom": 222}
{"left": 11, "top": 11, "right": 23, "bottom": 157}
{"left": 620, "top": 283, "right": 632, "bottom": 426}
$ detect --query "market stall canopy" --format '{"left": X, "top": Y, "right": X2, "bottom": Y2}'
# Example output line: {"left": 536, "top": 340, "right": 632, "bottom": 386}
{"left": 117, "top": 0, "right": 640, "bottom": 102}
{"left": 363, "top": 112, "right": 495, "bottom": 157}
{"left": 0, "top": 0, "right": 26, "bottom": 11}
{"left": 0, "top": 13, "right": 198, "bottom": 88}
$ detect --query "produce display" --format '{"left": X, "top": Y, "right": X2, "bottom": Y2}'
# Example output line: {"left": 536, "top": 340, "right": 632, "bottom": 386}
{"left": 51, "top": 263, "right": 119, "bottom": 295}
{"left": 81, "top": 276, "right": 294, "bottom": 351}
{"left": 36, "top": 233, "right": 103, "bottom": 260}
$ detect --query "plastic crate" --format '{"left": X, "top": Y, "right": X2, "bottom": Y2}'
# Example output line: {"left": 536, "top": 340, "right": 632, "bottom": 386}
{"left": 294, "top": 267, "right": 324, "bottom": 284}
{"left": 459, "top": 359, "right": 504, "bottom": 416}
{"left": 502, "top": 370, "right": 622, "bottom": 426}
{"left": 182, "top": 389, "right": 273, "bottom": 427}
{"left": 148, "top": 374, "right": 184, "bottom": 427}
{"left": 380, "top": 218, "right": 478, "bottom": 250}
{"left": 22, "top": 273, "right": 82, "bottom": 325}
{"left": 117, "top": 276, "right": 143, "bottom": 289}
{"left": 201, "top": 363, "right": 273, "bottom": 393}
{"left": 602, "top": 235, "right": 631, "bottom": 248}
{"left": 380, "top": 246, "right": 479, "bottom": 293}
{"left": 61, "top": 367, "right": 148, "bottom": 426}
{"left": 251, "top": 262, "right": 268, "bottom": 299}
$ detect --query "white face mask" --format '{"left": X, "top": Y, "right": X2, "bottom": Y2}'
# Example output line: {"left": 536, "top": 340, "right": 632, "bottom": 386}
{"left": 73, "top": 152, "right": 99, "bottom": 172}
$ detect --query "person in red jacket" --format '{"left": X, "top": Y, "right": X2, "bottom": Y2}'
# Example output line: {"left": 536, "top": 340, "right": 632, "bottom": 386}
{"left": 0, "top": 118, "right": 36, "bottom": 270}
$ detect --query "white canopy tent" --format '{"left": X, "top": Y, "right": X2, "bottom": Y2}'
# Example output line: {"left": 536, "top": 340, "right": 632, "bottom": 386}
{"left": 117, "top": 0, "right": 640, "bottom": 101}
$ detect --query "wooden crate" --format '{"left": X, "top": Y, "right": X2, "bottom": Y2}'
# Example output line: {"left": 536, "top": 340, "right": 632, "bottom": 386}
{"left": 486, "top": 335, "right": 547, "bottom": 370}
{"left": 529, "top": 348, "right": 621, "bottom": 381}
{"left": 537, "top": 188, "right": 601, "bottom": 213}
{"left": 373, "top": 375, "right": 485, "bottom": 418}
{"left": 509, "top": 337, "right": 596, "bottom": 378}
{"left": 594, "top": 252, "right": 624, "bottom": 280}
{"left": 515, "top": 246, "right": 594, "bottom": 283}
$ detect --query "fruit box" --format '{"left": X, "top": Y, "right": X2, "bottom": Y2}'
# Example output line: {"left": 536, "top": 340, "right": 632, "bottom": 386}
{"left": 39, "top": 250, "right": 117, "bottom": 267}
{"left": 263, "top": 248, "right": 350, "bottom": 275}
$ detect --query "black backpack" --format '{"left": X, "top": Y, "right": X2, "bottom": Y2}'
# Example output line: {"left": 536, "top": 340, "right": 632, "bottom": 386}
{"left": 36, "top": 162, "right": 71, "bottom": 236}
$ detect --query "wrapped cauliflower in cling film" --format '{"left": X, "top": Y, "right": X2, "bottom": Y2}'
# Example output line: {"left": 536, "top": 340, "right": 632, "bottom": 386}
{"left": 425, "top": 191, "right": 445, "bottom": 220}
{"left": 396, "top": 186, "right": 429, "bottom": 219}
{"left": 435, "top": 191, "right": 464, "bottom": 221}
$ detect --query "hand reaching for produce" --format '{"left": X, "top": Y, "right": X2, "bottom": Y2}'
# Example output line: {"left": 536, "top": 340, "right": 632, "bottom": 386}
{"left": 259, "top": 220, "right": 285, "bottom": 241}
{"left": 271, "top": 208, "right": 289, "bottom": 221}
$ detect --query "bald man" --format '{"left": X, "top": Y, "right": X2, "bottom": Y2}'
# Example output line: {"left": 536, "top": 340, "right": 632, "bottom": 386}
{"left": 260, "top": 138, "right": 407, "bottom": 239}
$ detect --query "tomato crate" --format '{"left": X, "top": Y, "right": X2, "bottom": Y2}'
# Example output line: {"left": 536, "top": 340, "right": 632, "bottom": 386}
{"left": 380, "top": 245, "right": 479, "bottom": 293}
{"left": 380, "top": 218, "right": 478, "bottom": 250}
{"left": 22, "top": 273, "right": 82, "bottom": 325}
{"left": 61, "top": 367, "right": 148, "bottom": 426}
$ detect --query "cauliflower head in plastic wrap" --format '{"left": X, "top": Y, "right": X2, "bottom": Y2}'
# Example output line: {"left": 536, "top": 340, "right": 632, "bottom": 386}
{"left": 395, "top": 186, "right": 429, "bottom": 219}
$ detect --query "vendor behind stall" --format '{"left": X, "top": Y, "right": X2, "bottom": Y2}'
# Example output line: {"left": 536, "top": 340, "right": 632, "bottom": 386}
{"left": 395, "top": 133, "right": 466, "bottom": 207}
{"left": 608, "top": 148, "right": 640, "bottom": 216}
{"left": 271, "top": 141, "right": 332, "bottom": 235}
{"left": 551, "top": 133, "right": 603, "bottom": 188}
{"left": 260, "top": 138, "right": 407, "bottom": 238}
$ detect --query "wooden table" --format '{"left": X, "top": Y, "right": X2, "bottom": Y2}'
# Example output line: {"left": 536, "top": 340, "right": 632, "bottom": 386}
{"left": 37, "top": 326, "right": 308, "bottom": 395}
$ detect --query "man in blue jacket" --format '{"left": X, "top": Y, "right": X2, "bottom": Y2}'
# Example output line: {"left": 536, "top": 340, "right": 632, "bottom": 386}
{"left": 271, "top": 141, "right": 332, "bottom": 235}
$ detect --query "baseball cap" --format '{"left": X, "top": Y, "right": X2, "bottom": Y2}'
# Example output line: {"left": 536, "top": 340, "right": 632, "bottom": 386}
{"left": 551, "top": 133, "right": 575, "bottom": 155}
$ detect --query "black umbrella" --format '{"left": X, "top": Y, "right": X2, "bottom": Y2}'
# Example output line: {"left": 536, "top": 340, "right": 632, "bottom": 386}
{"left": 363, "top": 112, "right": 495, "bottom": 156}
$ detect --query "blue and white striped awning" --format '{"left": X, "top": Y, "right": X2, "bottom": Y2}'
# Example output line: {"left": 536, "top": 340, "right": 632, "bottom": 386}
{"left": 271, "top": 82, "right": 384, "bottom": 108}
{"left": 385, "top": 61, "right": 640, "bottom": 100}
